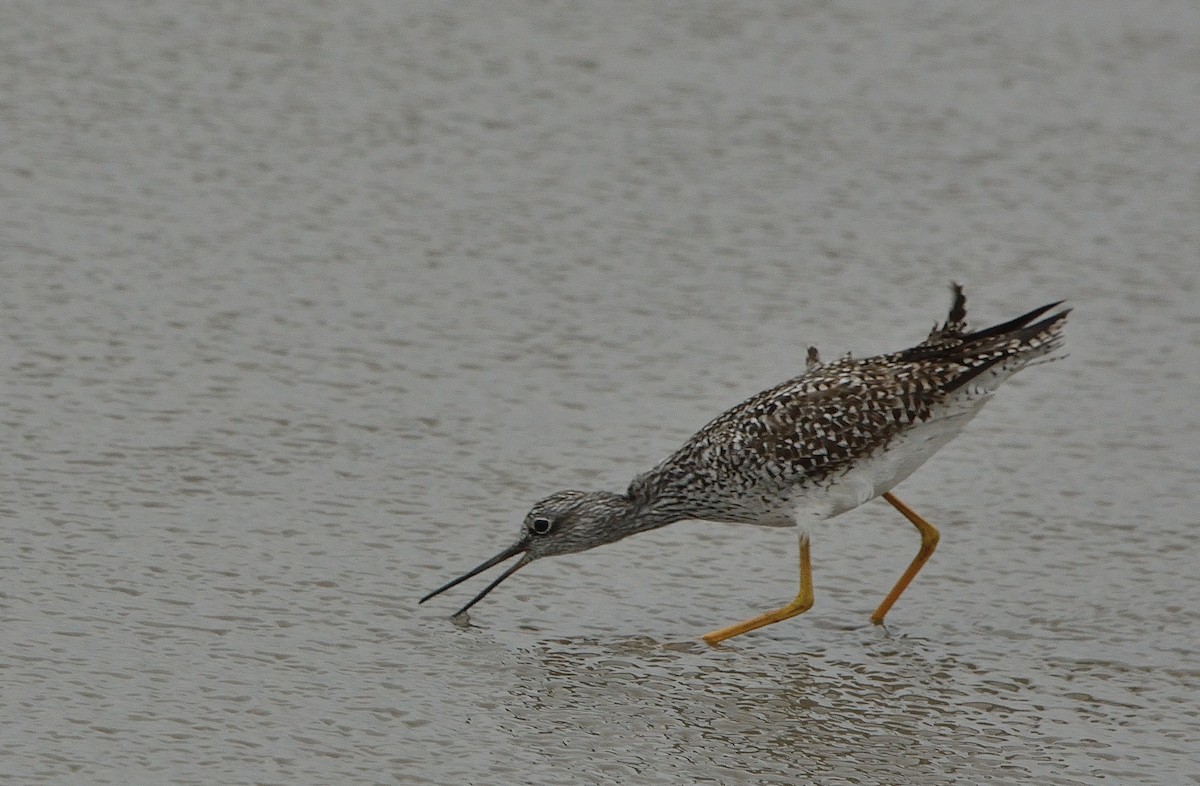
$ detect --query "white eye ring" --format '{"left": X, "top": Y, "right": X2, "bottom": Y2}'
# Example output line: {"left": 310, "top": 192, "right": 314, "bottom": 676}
{"left": 530, "top": 517, "right": 553, "bottom": 535}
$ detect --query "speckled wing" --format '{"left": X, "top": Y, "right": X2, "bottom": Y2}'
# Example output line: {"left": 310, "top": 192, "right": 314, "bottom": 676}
{"left": 631, "top": 360, "right": 922, "bottom": 512}
{"left": 627, "top": 289, "right": 1069, "bottom": 523}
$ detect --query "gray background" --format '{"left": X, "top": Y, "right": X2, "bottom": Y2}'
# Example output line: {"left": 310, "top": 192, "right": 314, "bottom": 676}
{"left": 2, "top": 1, "right": 1197, "bottom": 784}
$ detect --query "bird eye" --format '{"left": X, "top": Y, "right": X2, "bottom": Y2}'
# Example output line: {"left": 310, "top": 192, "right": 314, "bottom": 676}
{"left": 530, "top": 517, "right": 554, "bottom": 535}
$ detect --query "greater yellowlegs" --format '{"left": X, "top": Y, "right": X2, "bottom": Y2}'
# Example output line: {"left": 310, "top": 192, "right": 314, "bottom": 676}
{"left": 421, "top": 284, "right": 1069, "bottom": 644}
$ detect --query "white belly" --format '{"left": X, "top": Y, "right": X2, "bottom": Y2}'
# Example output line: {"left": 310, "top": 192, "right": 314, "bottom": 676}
{"left": 808, "top": 402, "right": 986, "bottom": 521}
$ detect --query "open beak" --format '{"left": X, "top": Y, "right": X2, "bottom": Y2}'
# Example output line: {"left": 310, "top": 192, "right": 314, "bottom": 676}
{"left": 419, "top": 537, "right": 532, "bottom": 618}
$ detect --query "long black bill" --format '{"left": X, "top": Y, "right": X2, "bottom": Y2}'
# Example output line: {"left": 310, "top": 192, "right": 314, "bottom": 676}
{"left": 419, "top": 539, "right": 531, "bottom": 618}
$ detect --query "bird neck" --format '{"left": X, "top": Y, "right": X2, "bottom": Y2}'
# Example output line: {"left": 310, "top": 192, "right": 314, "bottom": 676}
{"left": 619, "top": 491, "right": 690, "bottom": 538}
{"left": 566, "top": 484, "right": 690, "bottom": 551}
{"left": 574, "top": 491, "right": 686, "bottom": 547}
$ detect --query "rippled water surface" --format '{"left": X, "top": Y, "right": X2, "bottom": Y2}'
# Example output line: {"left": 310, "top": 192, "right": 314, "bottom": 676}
{"left": 3, "top": 2, "right": 1198, "bottom": 784}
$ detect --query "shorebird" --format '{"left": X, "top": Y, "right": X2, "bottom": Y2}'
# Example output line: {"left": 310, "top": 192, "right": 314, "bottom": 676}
{"left": 421, "top": 284, "right": 1069, "bottom": 644}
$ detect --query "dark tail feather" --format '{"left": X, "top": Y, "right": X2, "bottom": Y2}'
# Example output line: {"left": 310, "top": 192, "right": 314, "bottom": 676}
{"left": 924, "top": 281, "right": 969, "bottom": 342}
{"left": 944, "top": 281, "right": 967, "bottom": 332}
{"left": 962, "top": 299, "right": 1065, "bottom": 343}
{"left": 940, "top": 306, "right": 1071, "bottom": 394}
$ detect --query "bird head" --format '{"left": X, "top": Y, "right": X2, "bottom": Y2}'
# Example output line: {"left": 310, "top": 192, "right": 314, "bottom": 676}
{"left": 418, "top": 490, "right": 635, "bottom": 618}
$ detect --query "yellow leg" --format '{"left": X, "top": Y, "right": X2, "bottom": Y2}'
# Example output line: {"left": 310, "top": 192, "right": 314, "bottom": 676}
{"left": 700, "top": 533, "right": 814, "bottom": 645}
{"left": 870, "top": 491, "right": 940, "bottom": 625}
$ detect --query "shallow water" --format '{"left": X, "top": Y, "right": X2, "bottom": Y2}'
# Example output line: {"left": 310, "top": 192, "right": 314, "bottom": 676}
{"left": 2, "top": 1, "right": 1198, "bottom": 784}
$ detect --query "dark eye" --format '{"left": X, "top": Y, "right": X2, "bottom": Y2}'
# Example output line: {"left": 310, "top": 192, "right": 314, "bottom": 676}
{"left": 530, "top": 517, "right": 554, "bottom": 535}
